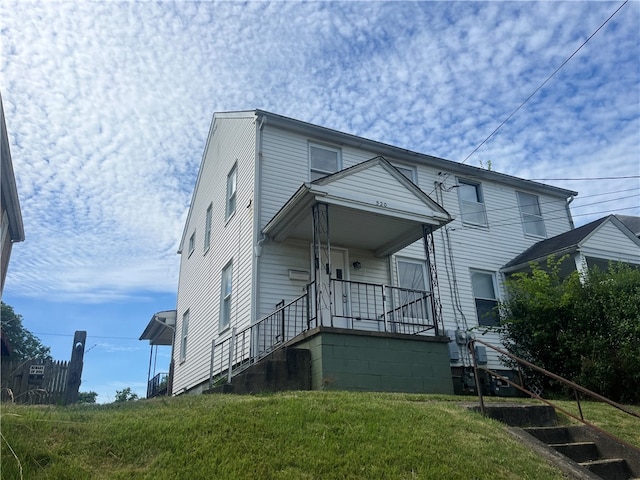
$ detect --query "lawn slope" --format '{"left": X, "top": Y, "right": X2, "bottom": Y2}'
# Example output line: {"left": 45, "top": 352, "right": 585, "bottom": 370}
{"left": 1, "top": 391, "right": 570, "bottom": 479}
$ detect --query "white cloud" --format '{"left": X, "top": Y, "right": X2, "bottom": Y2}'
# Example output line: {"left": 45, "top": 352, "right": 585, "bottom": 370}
{"left": 1, "top": 0, "right": 638, "bottom": 302}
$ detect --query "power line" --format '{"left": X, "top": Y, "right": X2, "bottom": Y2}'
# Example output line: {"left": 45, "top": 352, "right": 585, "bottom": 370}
{"left": 33, "top": 332, "right": 140, "bottom": 341}
{"left": 460, "top": 0, "right": 629, "bottom": 165}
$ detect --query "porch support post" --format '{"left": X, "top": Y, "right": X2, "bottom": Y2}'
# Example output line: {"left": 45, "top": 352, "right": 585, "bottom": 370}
{"left": 312, "top": 202, "right": 331, "bottom": 327}
{"left": 422, "top": 225, "right": 444, "bottom": 335}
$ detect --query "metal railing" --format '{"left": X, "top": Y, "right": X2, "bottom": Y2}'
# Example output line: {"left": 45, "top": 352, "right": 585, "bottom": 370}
{"left": 147, "top": 372, "right": 169, "bottom": 398}
{"left": 469, "top": 338, "right": 640, "bottom": 453}
{"left": 208, "top": 279, "right": 441, "bottom": 388}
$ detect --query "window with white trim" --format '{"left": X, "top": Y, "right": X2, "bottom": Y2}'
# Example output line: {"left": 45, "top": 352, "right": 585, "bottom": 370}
{"left": 397, "top": 258, "right": 429, "bottom": 292}
{"left": 204, "top": 204, "right": 212, "bottom": 251}
{"left": 457, "top": 179, "right": 488, "bottom": 226}
{"left": 470, "top": 270, "right": 499, "bottom": 327}
{"left": 517, "top": 191, "right": 546, "bottom": 237}
{"left": 220, "top": 261, "right": 233, "bottom": 331}
{"left": 309, "top": 143, "right": 341, "bottom": 181}
{"left": 396, "top": 258, "right": 431, "bottom": 323}
{"left": 180, "top": 310, "right": 189, "bottom": 362}
{"left": 188, "top": 232, "right": 195, "bottom": 256}
{"left": 226, "top": 164, "right": 237, "bottom": 220}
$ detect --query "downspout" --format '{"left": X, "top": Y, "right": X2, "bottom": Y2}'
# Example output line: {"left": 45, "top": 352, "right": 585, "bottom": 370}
{"left": 565, "top": 195, "right": 576, "bottom": 230}
{"left": 251, "top": 114, "right": 267, "bottom": 330}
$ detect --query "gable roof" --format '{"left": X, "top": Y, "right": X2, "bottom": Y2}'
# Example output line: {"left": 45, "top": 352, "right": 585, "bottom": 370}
{"left": 616, "top": 214, "right": 640, "bottom": 237}
{"left": 503, "top": 214, "right": 640, "bottom": 271}
{"left": 263, "top": 156, "right": 452, "bottom": 257}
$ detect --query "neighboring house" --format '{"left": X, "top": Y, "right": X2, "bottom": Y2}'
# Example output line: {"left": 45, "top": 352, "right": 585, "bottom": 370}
{"left": 145, "top": 110, "right": 580, "bottom": 397}
{"left": 503, "top": 214, "right": 640, "bottom": 278}
{"left": 1, "top": 92, "right": 25, "bottom": 298}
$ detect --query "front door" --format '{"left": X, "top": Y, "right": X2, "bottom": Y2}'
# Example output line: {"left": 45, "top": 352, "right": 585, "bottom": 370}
{"left": 317, "top": 248, "right": 350, "bottom": 328}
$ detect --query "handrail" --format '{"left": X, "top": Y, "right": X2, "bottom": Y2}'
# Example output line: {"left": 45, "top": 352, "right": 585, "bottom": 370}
{"left": 469, "top": 338, "right": 640, "bottom": 452}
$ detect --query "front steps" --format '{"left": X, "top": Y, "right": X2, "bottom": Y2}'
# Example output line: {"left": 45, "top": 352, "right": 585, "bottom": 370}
{"left": 473, "top": 404, "right": 640, "bottom": 480}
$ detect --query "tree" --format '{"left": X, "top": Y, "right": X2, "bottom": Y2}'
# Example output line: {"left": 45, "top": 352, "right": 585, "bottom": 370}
{"left": 114, "top": 387, "right": 138, "bottom": 402}
{"left": 497, "top": 258, "right": 640, "bottom": 403}
{"left": 1, "top": 302, "right": 51, "bottom": 360}
{"left": 77, "top": 391, "right": 98, "bottom": 404}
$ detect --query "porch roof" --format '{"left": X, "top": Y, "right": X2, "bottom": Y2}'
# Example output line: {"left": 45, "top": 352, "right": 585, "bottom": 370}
{"left": 262, "top": 157, "right": 452, "bottom": 257}
{"left": 139, "top": 310, "right": 176, "bottom": 346}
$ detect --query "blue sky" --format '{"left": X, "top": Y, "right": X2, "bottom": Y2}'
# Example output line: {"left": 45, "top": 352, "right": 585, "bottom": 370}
{"left": 2, "top": 1, "right": 638, "bottom": 403}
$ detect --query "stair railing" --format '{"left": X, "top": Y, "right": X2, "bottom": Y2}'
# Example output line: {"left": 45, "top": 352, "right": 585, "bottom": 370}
{"left": 469, "top": 338, "right": 640, "bottom": 453}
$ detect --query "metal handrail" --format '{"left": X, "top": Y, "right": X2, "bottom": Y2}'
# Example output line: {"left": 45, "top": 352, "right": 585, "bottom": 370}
{"left": 469, "top": 338, "right": 640, "bottom": 452}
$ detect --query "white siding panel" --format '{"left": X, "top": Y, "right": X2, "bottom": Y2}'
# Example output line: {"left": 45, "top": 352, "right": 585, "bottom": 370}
{"left": 581, "top": 221, "right": 640, "bottom": 264}
{"left": 173, "top": 115, "right": 256, "bottom": 394}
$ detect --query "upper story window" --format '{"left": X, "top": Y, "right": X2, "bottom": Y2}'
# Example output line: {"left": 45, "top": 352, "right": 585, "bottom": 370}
{"left": 309, "top": 143, "right": 341, "bottom": 181}
{"left": 226, "top": 164, "right": 237, "bottom": 220}
{"left": 188, "top": 231, "right": 195, "bottom": 256}
{"left": 393, "top": 163, "right": 417, "bottom": 183}
{"left": 204, "top": 204, "right": 213, "bottom": 251}
{"left": 180, "top": 310, "right": 189, "bottom": 362}
{"left": 458, "top": 179, "right": 488, "bottom": 226}
{"left": 220, "top": 260, "right": 233, "bottom": 331}
{"left": 517, "top": 191, "right": 547, "bottom": 238}
{"left": 470, "top": 270, "right": 499, "bottom": 327}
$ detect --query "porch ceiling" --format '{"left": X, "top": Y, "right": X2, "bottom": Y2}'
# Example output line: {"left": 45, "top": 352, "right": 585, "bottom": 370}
{"left": 263, "top": 159, "right": 452, "bottom": 257}
{"left": 140, "top": 310, "right": 176, "bottom": 346}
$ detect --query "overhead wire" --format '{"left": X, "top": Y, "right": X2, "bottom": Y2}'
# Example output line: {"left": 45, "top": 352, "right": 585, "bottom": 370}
{"left": 459, "top": 0, "right": 629, "bottom": 165}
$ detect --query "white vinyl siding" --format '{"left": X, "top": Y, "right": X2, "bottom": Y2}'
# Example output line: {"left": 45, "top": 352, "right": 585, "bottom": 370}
{"left": 226, "top": 163, "right": 237, "bottom": 220}
{"left": 220, "top": 261, "right": 233, "bottom": 331}
{"left": 204, "top": 204, "right": 212, "bottom": 251}
{"left": 180, "top": 310, "right": 189, "bottom": 362}
{"left": 309, "top": 143, "right": 341, "bottom": 181}
{"left": 517, "top": 191, "right": 546, "bottom": 238}
{"left": 458, "top": 179, "right": 487, "bottom": 226}
{"left": 470, "top": 270, "right": 498, "bottom": 327}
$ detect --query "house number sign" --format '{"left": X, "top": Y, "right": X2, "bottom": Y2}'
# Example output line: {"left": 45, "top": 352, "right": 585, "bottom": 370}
{"left": 375, "top": 201, "right": 388, "bottom": 208}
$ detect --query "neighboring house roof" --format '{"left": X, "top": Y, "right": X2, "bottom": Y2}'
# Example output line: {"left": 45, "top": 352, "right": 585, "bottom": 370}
{"left": 140, "top": 310, "right": 176, "bottom": 346}
{"left": 179, "top": 109, "right": 578, "bottom": 253}
{"left": 503, "top": 214, "right": 640, "bottom": 272}
{"left": 1, "top": 92, "right": 25, "bottom": 243}
{"left": 616, "top": 214, "right": 640, "bottom": 238}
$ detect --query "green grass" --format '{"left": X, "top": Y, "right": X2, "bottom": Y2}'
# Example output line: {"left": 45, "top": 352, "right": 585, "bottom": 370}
{"left": 1, "top": 391, "right": 634, "bottom": 480}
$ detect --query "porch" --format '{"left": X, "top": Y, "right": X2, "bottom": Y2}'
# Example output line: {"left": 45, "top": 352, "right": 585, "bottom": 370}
{"left": 208, "top": 278, "right": 452, "bottom": 394}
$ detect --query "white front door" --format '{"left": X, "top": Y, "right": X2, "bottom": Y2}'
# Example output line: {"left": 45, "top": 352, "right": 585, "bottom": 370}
{"left": 317, "top": 248, "right": 350, "bottom": 328}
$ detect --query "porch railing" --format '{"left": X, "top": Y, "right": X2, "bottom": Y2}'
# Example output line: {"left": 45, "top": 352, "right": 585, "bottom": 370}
{"left": 209, "top": 279, "right": 440, "bottom": 387}
{"left": 147, "top": 372, "right": 169, "bottom": 398}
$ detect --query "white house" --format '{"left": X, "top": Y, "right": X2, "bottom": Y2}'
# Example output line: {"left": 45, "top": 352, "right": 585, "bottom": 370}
{"left": 143, "top": 110, "right": 588, "bottom": 397}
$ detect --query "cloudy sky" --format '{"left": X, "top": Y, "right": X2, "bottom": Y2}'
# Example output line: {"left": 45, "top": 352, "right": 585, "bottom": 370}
{"left": 2, "top": 1, "right": 638, "bottom": 402}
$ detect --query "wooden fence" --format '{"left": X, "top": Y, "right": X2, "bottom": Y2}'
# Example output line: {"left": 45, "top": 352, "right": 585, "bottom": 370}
{"left": 1, "top": 330, "right": 86, "bottom": 405}
{"left": 1, "top": 359, "right": 70, "bottom": 404}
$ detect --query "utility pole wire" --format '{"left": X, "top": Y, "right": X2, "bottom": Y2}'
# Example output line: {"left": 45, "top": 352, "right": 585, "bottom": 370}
{"left": 461, "top": 0, "right": 629, "bottom": 165}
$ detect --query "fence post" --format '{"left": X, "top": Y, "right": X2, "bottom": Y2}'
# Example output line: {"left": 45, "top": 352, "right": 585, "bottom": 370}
{"left": 382, "top": 286, "right": 388, "bottom": 332}
{"left": 227, "top": 327, "right": 236, "bottom": 384}
{"left": 468, "top": 340, "right": 485, "bottom": 416}
{"left": 64, "top": 331, "right": 86, "bottom": 405}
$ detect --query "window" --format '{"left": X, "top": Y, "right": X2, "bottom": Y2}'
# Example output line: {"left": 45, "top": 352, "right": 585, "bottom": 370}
{"left": 220, "top": 261, "right": 233, "bottom": 331}
{"left": 204, "top": 204, "right": 212, "bottom": 251}
{"left": 517, "top": 191, "right": 546, "bottom": 237}
{"left": 393, "top": 163, "right": 416, "bottom": 183}
{"left": 397, "top": 258, "right": 428, "bottom": 291}
{"left": 226, "top": 164, "right": 237, "bottom": 220}
{"left": 471, "top": 270, "right": 499, "bottom": 327}
{"left": 458, "top": 179, "right": 487, "bottom": 226}
{"left": 188, "top": 232, "right": 195, "bottom": 256}
{"left": 180, "top": 310, "right": 189, "bottom": 362}
{"left": 309, "top": 143, "right": 340, "bottom": 180}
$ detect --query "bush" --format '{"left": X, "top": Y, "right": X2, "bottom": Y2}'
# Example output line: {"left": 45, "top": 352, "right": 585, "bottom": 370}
{"left": 498, "top": 258, "right": 640, "bottom": 403}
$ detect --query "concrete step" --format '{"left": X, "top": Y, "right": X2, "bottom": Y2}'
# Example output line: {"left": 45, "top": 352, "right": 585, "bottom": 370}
{"left": 579, "top": 458, "right": 631, "bottom": 480}
{"left": 551, "top": 441, "right": 600, "bottom": 463}
{"left": 471, "top": 404, "right": 558, "bottom": 427}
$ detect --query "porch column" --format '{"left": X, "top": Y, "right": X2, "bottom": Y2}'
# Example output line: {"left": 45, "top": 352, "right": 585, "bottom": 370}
{"left": 312, "top": 202, "right": 331, "bottom": 327}
{"left": 423, "top": 225, "right": 444, "bottom": 335}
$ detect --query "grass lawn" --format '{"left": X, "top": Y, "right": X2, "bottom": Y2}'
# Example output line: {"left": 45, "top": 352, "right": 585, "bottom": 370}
{"left": 1, "top": 391, "right": 636, "bottom": 479}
